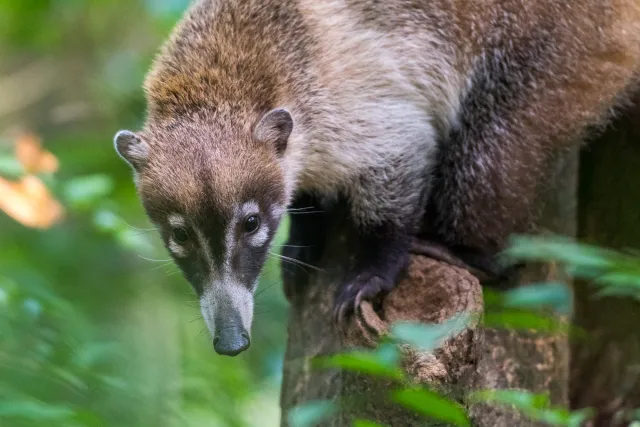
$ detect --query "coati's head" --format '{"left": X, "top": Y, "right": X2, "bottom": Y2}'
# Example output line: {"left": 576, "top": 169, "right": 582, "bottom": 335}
{"left": 114, "top": 108, "right": 293, "bottom": 356}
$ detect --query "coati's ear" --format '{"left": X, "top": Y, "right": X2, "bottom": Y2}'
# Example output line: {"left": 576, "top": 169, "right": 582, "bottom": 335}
{"left": 114, "top": 130, "right": 149, "bottom": 170}
{"left": 253, "top": 108, "right": 294, "bottom": 156}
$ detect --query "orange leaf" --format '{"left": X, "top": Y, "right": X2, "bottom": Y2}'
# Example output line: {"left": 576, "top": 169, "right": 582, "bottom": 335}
{"left": 0, "top": 175, "right": 64, "bottom": 229}
{"left": 15, "top": 132, "right": 59, "bottom": 174}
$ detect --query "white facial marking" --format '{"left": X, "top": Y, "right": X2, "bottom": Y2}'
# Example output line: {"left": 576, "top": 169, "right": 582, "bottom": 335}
{"left": 240, "top": 201, "right": 260, "bottom": 217}
{"left": 167, "top": 214, "right": 188, "bottom": 257}
{"left": 270, "top": 204, "right": 286, "bottom": 219}
{"left": 168, "top": 238, "right": 187, "bottom": 258}
{"left": 223, "top": 205, "right": 241, "bottom": 276}
{"left": 248, "top": 225, "right": 269, "bottom": 247}
{"left": 167, "top": 214, "right": 185, "bottom": 228}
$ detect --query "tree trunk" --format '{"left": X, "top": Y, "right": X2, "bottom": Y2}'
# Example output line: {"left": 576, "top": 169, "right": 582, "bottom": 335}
{"left": 571, "top": 94, "right": 640, "bottom": 425}
{"left": 280, "top": 145, "right": 577, "bottom": 425}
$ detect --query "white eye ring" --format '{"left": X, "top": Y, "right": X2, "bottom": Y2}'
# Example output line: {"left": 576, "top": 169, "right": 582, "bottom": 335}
{"left": 168, "top": 238, "right": 188, "bottom": 258}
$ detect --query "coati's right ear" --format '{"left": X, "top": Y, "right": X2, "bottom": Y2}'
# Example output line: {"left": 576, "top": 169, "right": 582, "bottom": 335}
{"left": 253, "top": 108, "right": 294, "bottom": 157}
{"left": 114, "top": 130, "right": 149, "bottom": 170}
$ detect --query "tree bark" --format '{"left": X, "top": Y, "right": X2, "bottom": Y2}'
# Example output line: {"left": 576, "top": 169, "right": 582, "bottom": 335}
{"left": 280, "top": 144, "right": 577, "bottom": 426}
{"left": 571, "top": 94, "right": 640, "bottom": 425}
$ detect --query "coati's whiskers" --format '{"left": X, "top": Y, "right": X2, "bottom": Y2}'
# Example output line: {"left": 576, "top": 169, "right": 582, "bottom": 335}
{"left": 190, "top": 316, "right": 203, "bottom": 323}
{"left": 138, "top": 254, "right": 172, "bottom": 263}
{"left": 286, "top": 210, "right": 324, "bottom": 215}
{"left": 268, "top": 252, "right": 324, "bottom": 272}
{"left": 149, "top": 261, "right": 174, "bottom": 272}
{"left": 120, "top": 219, "right": 157, "bottom": 232}
{"left": 286, "top": 206, "right": 318, "bottom": 212}
{"left": 255, "top": 280, "right": 279, "bottom": 299}
{"left": 271, "top": 244, "right": 311, "bottom": 249}
{"left": 196, "top": 327, "right": 208, "bottom": 338}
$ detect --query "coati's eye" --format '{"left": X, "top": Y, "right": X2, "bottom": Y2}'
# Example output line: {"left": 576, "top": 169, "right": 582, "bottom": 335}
{"left": 173, "top": 227, "right": 189, "bottom": 244}
{"left": 243, "top": 215, "right": 260, "bottom": 234}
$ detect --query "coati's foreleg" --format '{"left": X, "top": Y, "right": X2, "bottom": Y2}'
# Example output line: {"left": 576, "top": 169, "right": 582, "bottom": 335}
{"left": 333, "top": 222, "right": 412, "bottom": 321}
{"left": 333, "top": 152, "right": 432, "bottom": 320}
{"left": 280, "top": 192, "right": 329, "bottom": 301}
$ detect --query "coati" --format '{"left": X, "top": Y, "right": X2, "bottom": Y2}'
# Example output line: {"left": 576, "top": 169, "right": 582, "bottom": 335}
{"left": 114, "top": 0, "right": 640, "bottom": 356}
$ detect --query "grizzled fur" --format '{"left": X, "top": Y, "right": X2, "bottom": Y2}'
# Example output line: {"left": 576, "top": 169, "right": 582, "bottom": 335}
{"left": 116, "top": 0, "right": 640, "bottom": 352}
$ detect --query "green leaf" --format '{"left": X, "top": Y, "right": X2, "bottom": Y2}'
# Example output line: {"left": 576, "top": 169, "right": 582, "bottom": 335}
{"left": 483, "top": 310, "right": 570, "bottom": 333}
{"left": 502, "top": 282, "right": 572, "bottom": 315}
{"left": 353, "top": 420, "right": 388, "bottom": 427}
{"left": 50, "top": 367, "right": 87, "bottom": 391}
{"left": 63, "top": 174, "right": 114, "bottom": 208}
{"left": 93, "top": 209, "right": 120, "bottom": 232}
{"left": 314, "top": 350, "right": 406, "bottom": 381}
{"left": 0, "top": 400, "right": 75, "bottom": 420}
{"left": 470, "top": 389, "right": 550, "bottom": 410}
{"left": 595, "top": 271, "right": 640, "bottom": 288}
{"left": 594, "top": 285, "right": 640, "bottom": 300}
{"left": 392, "top": 388, "right": 470, "bottom": 427}
{"left": 73, "top": 342, "right": 121, "bottom": 369}
{"left": 0, "top": 154, "right": 23, "bottom": 177}
{"left": 390, "top": 313, "right": 472, "bottom": 352}
{"left": 372, "top": 342, "right": 400, "bottom": 366}
{"left": 288, "top": 400, "right": 337, "bottom": 427}
{"left": 504, "top": 235, "right": 613, "bottom": 270}
{"left": 566, "top": 408, "right": 596, "bottom": 427}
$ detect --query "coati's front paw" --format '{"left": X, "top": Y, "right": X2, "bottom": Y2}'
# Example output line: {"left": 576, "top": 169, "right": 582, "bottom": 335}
{"left": 333, "top": 272, "right": 395, "bottom": 324}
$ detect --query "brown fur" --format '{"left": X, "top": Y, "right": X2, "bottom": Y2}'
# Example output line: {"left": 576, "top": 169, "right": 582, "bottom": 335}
{"left": 116, "top": 0, "right": 640, "bottom": 319}
{"left": 140, "top": 0, "right": 640, "bottom": 254}
{"left": 426, "top": 0, "right": 640, "bottom": 252}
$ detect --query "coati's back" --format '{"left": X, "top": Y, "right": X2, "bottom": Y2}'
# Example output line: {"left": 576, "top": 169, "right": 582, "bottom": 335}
{"left": 144, "top": 0, "right": 640, "bottom": 141}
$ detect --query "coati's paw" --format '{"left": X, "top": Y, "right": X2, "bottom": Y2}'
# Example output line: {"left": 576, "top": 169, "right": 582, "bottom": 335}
{"left": 333, "top": 273, "right": 394, "bottom": 324}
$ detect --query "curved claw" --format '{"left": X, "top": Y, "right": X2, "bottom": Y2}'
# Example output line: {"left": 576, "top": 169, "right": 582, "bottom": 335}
{"left": 332, "top": 274, "right": 393, "bottom": 326}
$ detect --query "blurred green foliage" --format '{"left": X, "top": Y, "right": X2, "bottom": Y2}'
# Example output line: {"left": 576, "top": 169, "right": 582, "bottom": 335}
{"left": 1, "top": 1, "right": 288, "bottom": 426}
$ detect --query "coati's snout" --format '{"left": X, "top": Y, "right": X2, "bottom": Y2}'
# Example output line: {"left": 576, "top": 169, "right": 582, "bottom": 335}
{"left": 201, "top": 282, "right": 254, "bottom": 356}
{"left": 113, "top": 108, "right": 293, "bottom": 356}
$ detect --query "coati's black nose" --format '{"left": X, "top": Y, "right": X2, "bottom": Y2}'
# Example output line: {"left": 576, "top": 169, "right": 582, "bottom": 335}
{"left": 213, "top": 326, "right": 250, "bottom": 356}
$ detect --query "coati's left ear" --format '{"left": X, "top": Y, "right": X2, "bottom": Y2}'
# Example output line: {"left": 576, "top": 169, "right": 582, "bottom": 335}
{"left": 114, "top": 130, "right": 149, "bottom": 170}
{"left": 253, "top": 108, "right": 294, "bottom": 156}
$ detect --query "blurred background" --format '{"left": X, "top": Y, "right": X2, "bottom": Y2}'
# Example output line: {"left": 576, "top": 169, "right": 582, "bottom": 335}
{"left": 0, "top": 1, "right": 290, "bottom": 426}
